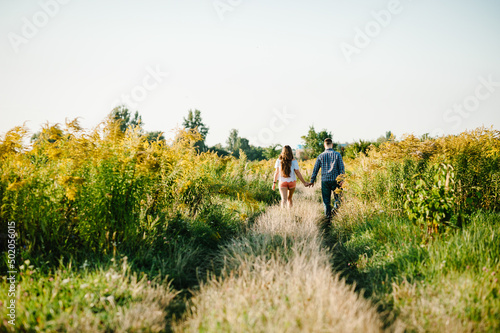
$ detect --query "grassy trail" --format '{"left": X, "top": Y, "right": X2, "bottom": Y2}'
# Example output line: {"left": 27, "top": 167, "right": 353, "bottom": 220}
{"left": 174, "top": 187, "right": 392, "bottom": 332}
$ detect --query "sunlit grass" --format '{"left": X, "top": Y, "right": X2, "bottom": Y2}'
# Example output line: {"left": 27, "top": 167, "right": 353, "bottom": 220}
{"left": 175, "top": 189, "right": 389, "bottom": 332}
{"left": 330, "top": 200, "right": 500, "bottom": 332}
{"left": 0, "top": 257, "right": 178, "bottom": 332}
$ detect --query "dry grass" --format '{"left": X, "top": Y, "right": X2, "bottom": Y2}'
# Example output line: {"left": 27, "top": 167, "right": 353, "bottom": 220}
{"left": 390, "top": 280, "right": 475, "bottom": 333}
{"left": 1, "top": 259, "right": 179, "bottom": 332}
{"left": 175, "top": 187, "right": 393, "bottom": 332}
{"left": 55, "top": 280, "right": 177, "bottom": 333}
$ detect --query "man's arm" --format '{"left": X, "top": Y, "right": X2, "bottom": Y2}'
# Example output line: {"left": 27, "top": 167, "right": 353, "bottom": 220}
{"left": 336, "top": 153, "right": 346, "bottom": 186}
{"left": 338, "top": 153, "right": 345, "bottom": 175}
{"left": 310, "top": 156, "right": 321, "bottom": 184}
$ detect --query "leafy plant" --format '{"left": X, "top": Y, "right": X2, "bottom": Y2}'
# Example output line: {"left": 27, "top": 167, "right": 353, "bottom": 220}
{"left": 301, "top": 126, "right": 335, "bottom": 158}
{"left": 403, "top": 163, "right": 461, "bottom": 234}
{"left": 0, "top": 119, "right": 277, "bottom": 271}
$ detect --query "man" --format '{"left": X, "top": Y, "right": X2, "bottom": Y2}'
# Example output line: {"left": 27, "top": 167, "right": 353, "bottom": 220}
{"left": 307, "top": 138, "right": 345, "bottom": 220}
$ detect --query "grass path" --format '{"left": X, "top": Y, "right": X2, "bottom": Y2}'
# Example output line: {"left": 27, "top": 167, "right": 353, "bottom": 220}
{"left": 174, "top": 187, "right": 394, "bottom": 332}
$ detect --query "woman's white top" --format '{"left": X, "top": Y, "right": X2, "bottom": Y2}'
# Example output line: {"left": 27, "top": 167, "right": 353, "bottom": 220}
{"left": 275, "top": 158, "right": 300, "bottom": 182}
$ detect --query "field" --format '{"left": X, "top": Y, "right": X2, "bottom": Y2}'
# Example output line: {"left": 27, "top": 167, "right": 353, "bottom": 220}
{"left": 1, "top": 123, "right": 499, "bottom": 332}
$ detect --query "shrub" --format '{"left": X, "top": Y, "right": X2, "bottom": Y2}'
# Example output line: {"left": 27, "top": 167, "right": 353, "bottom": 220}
{"left": 403, "top": 163, "right": 462, "bottom": 234}
{"left": 0, "top": 119, "right": 276, "bottom": 273}
{"left": 345, "top": 127, "right": 500, "bottom": 216}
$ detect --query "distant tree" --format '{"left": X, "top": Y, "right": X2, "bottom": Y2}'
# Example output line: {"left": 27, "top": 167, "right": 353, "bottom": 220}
{"left": 110, "top": 105, "right": 142, "bottom": 133}
{"left": 183, "top": 109, "right": 209, "bottom": 151}
{"left": 244, "top": 145, "right": 265, "bottom": 161}
{"left": 224, "top": 129, "right": 265, "bottom": 161}
{"left": 143, "top": 131, "right": 165, "bottom": 143}
{"left": 238, "top": 137, "right": 250, "bottom": 153}
{"left": 226, "top": 129, "right": 239, "bottom": 153}
{"left": 376, "top": 130, "right": 394, "bottom": 145}
{"left": 344, "top": 140, "right": 374, "bottom": 158}
{"left": 208, "top": 143, "right": 231, "bottom": 157}
{"left": 301, "top": 126, "right": 335, "bottom": 158}
{"left": 376, "top": 136, "right": 386, "bottom": 145}
{"left": 264, "top": 144, "right": 282, "bottom": 160}
{"left": 226, "top": 130, "right": 246, "bottom": 158}
{"left": 420, "top": 133, "right": 431, "bottom": 141}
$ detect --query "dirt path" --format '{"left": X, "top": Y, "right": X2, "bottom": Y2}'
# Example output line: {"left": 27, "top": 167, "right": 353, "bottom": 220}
{"left": 174, "top": 187, "right": 390, "bottom": 332}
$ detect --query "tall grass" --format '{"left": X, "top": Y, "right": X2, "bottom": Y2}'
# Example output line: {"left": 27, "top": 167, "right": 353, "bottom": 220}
{"left": 175, "top": 188, "right": 393, "bottom": 332}
{"left": 331, "top": 127, "right": 500, "bottom": 332}
{"left": 0, "top": 119, "right": 278, "bottom": 268}
{"left": 331, "top": 196, "right": 500, "bottom": 331}
{"left": 348, "top": 127, "right": 500, "bottom": 214}
{"left": 0, "top": 119, "right": 279, "bottom": 332}
{"left": 0, "top": 257, "right": 178, "bottom": 332}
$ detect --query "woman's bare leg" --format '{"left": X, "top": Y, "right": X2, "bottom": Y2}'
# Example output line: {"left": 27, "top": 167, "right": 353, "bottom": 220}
{"left": 287, "top": 187, "right": 296, "bottom": 208}
{"left": 279, "top": 187, "right": 288, "bottom": 208}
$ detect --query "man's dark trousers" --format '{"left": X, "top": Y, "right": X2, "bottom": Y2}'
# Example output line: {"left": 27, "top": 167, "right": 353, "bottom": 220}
{"left": 321, "top": 180, "right": 340, "bottom": 219}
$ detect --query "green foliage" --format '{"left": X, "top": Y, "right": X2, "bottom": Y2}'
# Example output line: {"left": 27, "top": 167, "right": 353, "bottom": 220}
{"left": 0, "top": 120, "right": 275, "bottom": 274}
{"left": 244, "top": 144, "right": 265, "bottom": 161}
{"left": 183, "top": 109, "right": 209, "bottom": 152}
{"left": 337, "top": 128, "right": 500, "bottom": 330}
{"left": 344, "top": 140, "right": 374, "bottom": 159}
{"left": 183, "top": 109, "right": 209, "bottom": 139}
{"left": 226, "top": 129, "right": 239, "bottom": 153}
{"left": 346, "top": 128, "right": 500, "bottom": 216}
{"left": 330, "top": 209, "right": 500, "bottom": 332}
{"left": 301, "top": 126, "right": 335, "bottom": 158}
{"left": 207, "top": 143, "right": 231, "bottom": 157}
{"left": 404, "top": 164, "right": 462, "bottom": 233}
{"left": 224, "top": 129, "right": 265, "bottom": 161}
{"left": 110, "top": 105, "right": 142, "bottom": 133}
{"left": 263, "top": 144, "right": 282, "bottom": 160}
{"left": 344, "top": 131, "right": 393, "bottom": 159}
{"left": 143, "top": 130, "right": 165, "bottom": 143}
{"left": 0, "top": 257, "right": 178, "bottom": 332}
{"left": 30, "top": 123, "right": 65, "bottom": 144}
{"left": 0, "top": 119, "right": 281, "bottom": 332}
{"left": 376, "top": 131, "right": 393, "bottom": 144}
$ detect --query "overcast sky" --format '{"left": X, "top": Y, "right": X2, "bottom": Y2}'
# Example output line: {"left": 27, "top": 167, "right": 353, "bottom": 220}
{"left": 1, "top": 0, "right": 499, "bottom": 147}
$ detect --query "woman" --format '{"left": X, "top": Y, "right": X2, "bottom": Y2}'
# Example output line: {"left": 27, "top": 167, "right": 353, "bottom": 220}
{"left": 272, "top": 145, "right": 309, "bottom": 208}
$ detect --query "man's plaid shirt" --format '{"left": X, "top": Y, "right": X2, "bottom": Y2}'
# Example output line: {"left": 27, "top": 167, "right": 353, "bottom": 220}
{"left": 310, "top": 148, "right": 345, "bottom": 184}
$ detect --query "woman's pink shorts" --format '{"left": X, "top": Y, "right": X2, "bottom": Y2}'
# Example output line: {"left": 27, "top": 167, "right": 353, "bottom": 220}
{"left": 279, "top": 181, "right": 296, "bottom": 189}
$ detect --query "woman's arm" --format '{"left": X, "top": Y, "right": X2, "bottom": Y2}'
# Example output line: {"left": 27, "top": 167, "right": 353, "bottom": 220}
{"left": 294, "top": 169, "right": 308, "bottom": 186}
{"left": 272, "top": 168, "right": 279, "bottom": 190}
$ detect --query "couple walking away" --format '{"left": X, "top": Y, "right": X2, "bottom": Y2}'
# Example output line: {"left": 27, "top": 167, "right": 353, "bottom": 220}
{"left": 272, "top": 138, "right": 345, "bottom": 220}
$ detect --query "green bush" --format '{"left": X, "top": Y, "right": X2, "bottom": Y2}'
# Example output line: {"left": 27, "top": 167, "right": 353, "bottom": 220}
{"left": 403, "top": 163, "right": 463, "bottom": 233}
{"left": 0, "top": 122, "right": 274, "bottom": 279}
{"left": 329, "top": 210, "right": 500, "bottom": 331}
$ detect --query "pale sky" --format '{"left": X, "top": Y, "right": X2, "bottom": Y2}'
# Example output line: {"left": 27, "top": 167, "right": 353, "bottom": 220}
{"left": 1, "top": 0, "right": 499, "bottom": 148}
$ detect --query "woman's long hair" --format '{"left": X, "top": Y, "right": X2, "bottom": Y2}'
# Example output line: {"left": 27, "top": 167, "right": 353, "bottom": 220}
{"left": 279, "top": 145, "right": 294, "bottom": 178}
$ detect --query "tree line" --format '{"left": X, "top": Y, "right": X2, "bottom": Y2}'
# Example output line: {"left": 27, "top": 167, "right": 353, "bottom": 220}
{"left": 31, "top": 106, "right": 394, "bottom": 161}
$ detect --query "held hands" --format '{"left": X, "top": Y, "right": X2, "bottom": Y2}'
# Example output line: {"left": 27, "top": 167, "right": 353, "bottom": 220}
{"left": 275, "top": 181, "right": 314, "bottom": 188}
